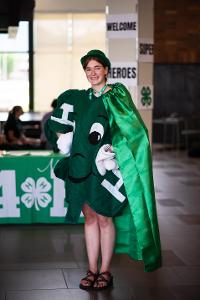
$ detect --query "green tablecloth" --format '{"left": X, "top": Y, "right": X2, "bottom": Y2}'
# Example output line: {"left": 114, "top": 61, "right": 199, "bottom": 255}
{"left": 0, "top": 151, "right": 78, "bottom": 224}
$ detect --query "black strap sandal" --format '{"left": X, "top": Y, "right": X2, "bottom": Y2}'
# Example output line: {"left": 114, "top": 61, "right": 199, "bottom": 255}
{"left": 79, "top": 270, "right": 99, "bottom": 290}
{"left": 93, "top": 271, "right": 113, "bottom": 290}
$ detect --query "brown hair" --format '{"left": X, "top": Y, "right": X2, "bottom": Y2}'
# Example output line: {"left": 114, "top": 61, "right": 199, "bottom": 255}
{"left": 82, "top": 56, "right": 109, "bottom": 71}
{"left": 10, "top": 106, "right": 23, "bottom": 115}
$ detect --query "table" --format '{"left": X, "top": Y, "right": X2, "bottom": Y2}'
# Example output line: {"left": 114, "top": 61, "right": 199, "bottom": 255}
{"left": 181, "top": 129, "right": 200, "bottom": 150}
{"left": 0, "top": 112, "right": 44, "bottom": 133}
{"left": 0, "top": 151, "right": 83, "bottom": 224}
{"left": 153, "top": 117, "right": 186, "bottom": 149}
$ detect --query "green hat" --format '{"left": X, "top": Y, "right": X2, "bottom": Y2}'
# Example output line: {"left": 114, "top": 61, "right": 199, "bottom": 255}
{"left": 80, "top": 49, "right": 111, "bottom": 70}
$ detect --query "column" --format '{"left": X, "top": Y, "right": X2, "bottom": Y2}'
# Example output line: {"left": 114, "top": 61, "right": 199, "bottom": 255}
{"left": 106, "top": 0, "right": 154, "bottom": 142}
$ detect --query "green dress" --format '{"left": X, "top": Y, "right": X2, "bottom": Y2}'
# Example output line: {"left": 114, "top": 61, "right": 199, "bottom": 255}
{"left": 45, "top": 82, "right": 162, "bottom": 272}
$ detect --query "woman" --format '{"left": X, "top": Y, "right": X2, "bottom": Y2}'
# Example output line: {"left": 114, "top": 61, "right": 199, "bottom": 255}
{"left": 4, "top": 106, "right": 39, "bottom": 146}
{"left": 4, "top": 106, "right": 25, "bottom": 144}
{"left": 45, "top": 49, "right": 161, "bottom": 291}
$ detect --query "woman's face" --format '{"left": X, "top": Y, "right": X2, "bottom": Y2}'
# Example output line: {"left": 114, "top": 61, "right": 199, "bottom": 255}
{"left": 15, "top": 108, "right": 24, "bottom": 119}
{"left": 85, "top": 59, "right": 108, "bottom": 87}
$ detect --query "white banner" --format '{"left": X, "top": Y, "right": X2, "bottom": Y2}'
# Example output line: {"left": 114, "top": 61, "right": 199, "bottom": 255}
{"left": 106, "top": 14, "right": 138, "bottom": 39}
{"left": 108, "top": 62, "right": 137, "bottom": 86}
{"left": 138, "top": 38, "right": 154, "bottom": 62}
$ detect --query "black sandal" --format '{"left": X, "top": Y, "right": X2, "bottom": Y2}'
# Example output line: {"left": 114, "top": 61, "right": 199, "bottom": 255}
{"left": 93, "top": 271, "right": 113, "bottom": 290}
{"left": 79, "top": 270, "right": 99, "bottom": 290}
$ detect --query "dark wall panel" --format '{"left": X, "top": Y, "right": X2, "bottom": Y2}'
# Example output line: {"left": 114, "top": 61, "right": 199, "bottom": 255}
{"left": 154, "top": 64, "right": 200, "bottom": 118}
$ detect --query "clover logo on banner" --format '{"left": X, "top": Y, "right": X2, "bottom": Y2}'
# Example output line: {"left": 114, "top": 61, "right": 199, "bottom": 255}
{"left": 141, "top": 86, "right": 152, "bottom": 107}
{"left": 21, "top": 177, "right": 52, "bottom": 211}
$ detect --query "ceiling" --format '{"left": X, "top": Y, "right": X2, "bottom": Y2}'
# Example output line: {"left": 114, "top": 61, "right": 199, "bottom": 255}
{"left": 0, "top": 0, "right": 35, "bottom": 33}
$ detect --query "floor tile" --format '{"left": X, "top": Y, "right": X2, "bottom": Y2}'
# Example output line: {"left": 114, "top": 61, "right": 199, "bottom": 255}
{"left": 172, "top": 267, "right": 200, "bottom": 285}
{"left": 164, "top": 171, "right": 198, "bottom": 177}
{"left": 112, "top": 266, "right": 183, "bottom": 287}
{"left": 157, "top": 199, "right": 184, "bottom": 207}
{"left": 157, "top": 205, "right": 183, "bottom": 216}
{"left": 180, "top": 180, "right": 200, "bottom": 187}
{"left": 0, "top": 269, "right": 66, "bottom": 291}
{"left": 154, "top": 187, "right": 163, "bottom": 193}
{"left": 0, "top": 292, "right": 5, "bottom": 300}
{"left": 0, "top": 261, "right": 77, "bottom": 271}
{"left": 70, "top": 288, "right": 136, "bottom": 300}
{"left": 6, "top": 289, "right": 71, "bottom": 300}
{"left": 164, "top": 238, "right": 200, "bottom": 266}
{"left": 62, "top": 268, "right": 85, "bottom": 288}
{"left": 162, "top": 250, "right": 185, "bottom": 266}
{"left": 176, "top": 214, "right": 200, "bottom": 225}
{"left": 171, "top": 285, "right": 200, "bottom": 300}
{"left": 165, "top": 163, "right": 184, "bottom": 169}
{"left": 111, "top": 254, "right": 139, "bottom": 269}
{"left": 152, "top": 163, "right": 166, "bottom": 169}
{"left": 133, "top": 286, "right": 177, "bottom": 300}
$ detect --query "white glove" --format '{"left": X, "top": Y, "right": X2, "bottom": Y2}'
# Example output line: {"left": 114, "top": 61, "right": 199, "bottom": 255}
{"left": 56, "top": 132, "right": 73, "bottom": 156}
{"left": 95, "top": 144, "right": 119, "bottom": 176}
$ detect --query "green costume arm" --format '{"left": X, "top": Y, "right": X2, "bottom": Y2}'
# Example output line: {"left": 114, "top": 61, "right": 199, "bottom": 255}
{"left": 103, "top": 83, "right": 162, "bottom": 272}
{"left": 44, "top": 90, "right": 76, "bottom": 148}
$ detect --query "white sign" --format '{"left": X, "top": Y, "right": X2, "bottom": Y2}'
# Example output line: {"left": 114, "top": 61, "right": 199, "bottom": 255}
{"left": 138, "top": 38, "right": 154, "bottom": 62}
{"left": 106, "top": 14, "right": 138, "bottom": 39}
{"left": 108, "top": 62, "right": 137, "bottom": 86}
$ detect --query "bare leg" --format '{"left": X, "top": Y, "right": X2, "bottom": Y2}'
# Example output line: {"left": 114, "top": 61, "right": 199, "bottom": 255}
{"left": 97, "top": 215, "right": 115, "bottom": 273}
{"left": 82, "top": 203, "right": 100, "bottom": 273}
{"left": 80, "top": 205, "right": 115, "bottom": 289}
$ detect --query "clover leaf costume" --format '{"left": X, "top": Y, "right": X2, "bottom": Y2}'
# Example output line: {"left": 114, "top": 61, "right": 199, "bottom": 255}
{"left": 45, "top": 51, "right": 161, "bottom": 273}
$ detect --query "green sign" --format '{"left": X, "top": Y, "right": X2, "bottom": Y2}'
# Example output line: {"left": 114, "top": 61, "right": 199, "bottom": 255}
{"left": 140, "top": 86, "right": 152, "bottom": 107}
{"left": 0, "top": 154, "right": 81, "bottom": 224}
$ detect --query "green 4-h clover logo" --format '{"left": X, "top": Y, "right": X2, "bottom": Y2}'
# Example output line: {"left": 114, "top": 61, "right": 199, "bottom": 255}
{"left": 141, "top": 86, "right": 152, "bottom": 106}
{"left": 21, "top": 177, "right": 52, "bottom": 211}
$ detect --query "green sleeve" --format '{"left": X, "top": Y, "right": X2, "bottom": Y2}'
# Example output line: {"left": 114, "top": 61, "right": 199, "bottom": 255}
{"left": 44, "top": 89, "right": 77, "bottom": 148}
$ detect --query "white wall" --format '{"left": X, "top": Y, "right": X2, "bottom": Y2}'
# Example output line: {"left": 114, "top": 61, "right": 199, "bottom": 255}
{"left": 35, "top": 0, "right": 106, "bottom": 13}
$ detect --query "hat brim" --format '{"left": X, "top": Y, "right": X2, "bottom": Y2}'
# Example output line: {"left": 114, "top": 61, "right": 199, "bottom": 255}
{"left": 80, "top": 53, "right": 111, "bottom": 70}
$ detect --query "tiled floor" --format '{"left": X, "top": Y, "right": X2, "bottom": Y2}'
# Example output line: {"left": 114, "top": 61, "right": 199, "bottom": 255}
{"left": 0, "top": 150, "right": 200, "bottom": 300}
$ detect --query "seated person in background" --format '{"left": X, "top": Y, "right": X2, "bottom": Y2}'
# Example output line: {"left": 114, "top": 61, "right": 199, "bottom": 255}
{"left": 0, "top": 134, "right": 6, "bottom": 144}
{"left": 40, "top": 99, "right": 58, "bottom": 150}
{"left": 4, "top": 106, "right": 40, "bottom": 147}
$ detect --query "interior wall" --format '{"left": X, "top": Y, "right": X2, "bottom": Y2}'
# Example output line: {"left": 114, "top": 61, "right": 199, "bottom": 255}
{"left": 35, "top": 0, "right": 106, "bottom": 13}
{"left": 154, "top": 64, "right": 200, "bottom": 118}
{"left": 154, "top": 0, "right": 200, "bottom": 64}
{"left": 153, "top": 1, "right": 200, "bottom": 125}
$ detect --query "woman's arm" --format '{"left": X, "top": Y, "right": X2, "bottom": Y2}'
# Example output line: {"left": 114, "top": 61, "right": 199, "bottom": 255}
{"left": 7, "top": 130, "right": 22, "bottom": 144}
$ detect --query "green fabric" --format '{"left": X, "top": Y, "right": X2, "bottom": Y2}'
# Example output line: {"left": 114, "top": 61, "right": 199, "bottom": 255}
{"left": 45, "top": 83, "right": 162, "bottom": 272}
{"left": 80, "top": 49, "right": 111, "bottom": 69}
{"left": 102, "top": 83, "right": 162, "bottom": 272}
{"left": 45, "top": 88, "right": 128, "bottom": 223}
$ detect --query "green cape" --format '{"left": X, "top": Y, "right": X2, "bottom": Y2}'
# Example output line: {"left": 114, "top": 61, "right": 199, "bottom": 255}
{"left": 103, "top": 83, "right": 161, "bottom": 272}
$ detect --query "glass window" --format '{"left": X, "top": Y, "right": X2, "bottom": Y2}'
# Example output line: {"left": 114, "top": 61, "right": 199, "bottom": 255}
{"left": 0, "top": 22, "right": 29, "bottom": 112}
{"left": 34, "top": 13, "right": 106, "bottom": 112}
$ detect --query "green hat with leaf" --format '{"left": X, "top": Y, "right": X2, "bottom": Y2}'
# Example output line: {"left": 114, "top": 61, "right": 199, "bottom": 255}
{"left": 80, "top": 49, "right": 111, "bottom": 70}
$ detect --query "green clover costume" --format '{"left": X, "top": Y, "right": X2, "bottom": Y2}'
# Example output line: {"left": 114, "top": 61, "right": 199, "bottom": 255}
{"left": 45, "top": 82, "right": 162, "bottom": 272}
